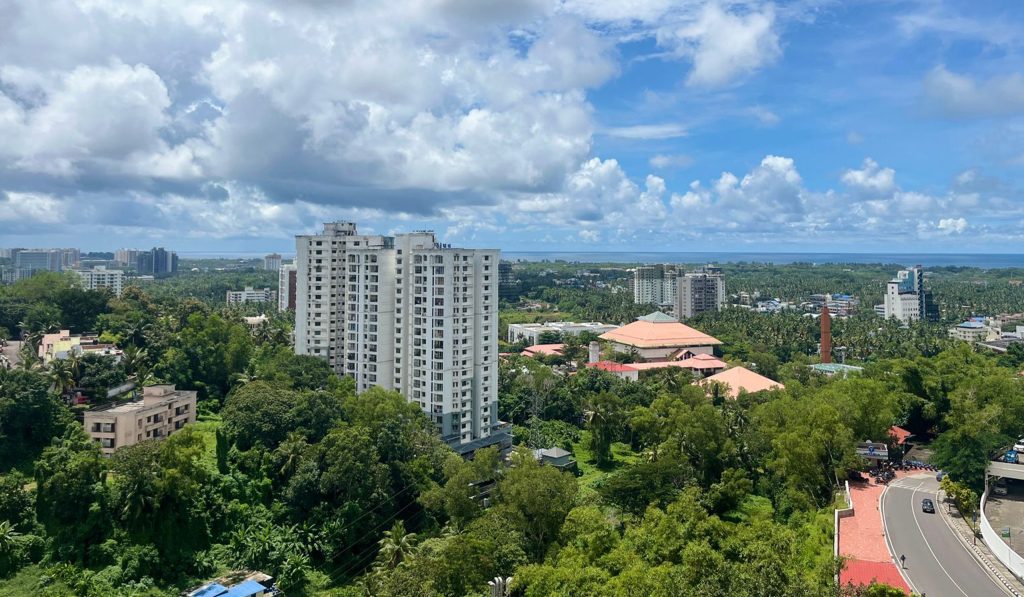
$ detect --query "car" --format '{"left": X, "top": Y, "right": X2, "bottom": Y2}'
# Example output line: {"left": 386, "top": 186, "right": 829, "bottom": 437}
{"left": 1014, "top": 439, "right": 1024, "bottom": 452}
{"left": 994, "top": 484, "right": 1009, "bottom": 496}
{"left": 921, "top": 499, "right": 935, "bottom": 513}
{"left": 936, "top": 471, "right": 945, "bottom": 482}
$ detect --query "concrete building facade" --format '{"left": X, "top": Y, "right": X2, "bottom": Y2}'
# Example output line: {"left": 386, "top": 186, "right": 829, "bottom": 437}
{"left": 506, "top": 321, "right": 618, "bottom": 344}
{"left": 226, "top": 287, "right": 277, "bottom": 305}
{"left": 278, "top": 262, "right": 297, "bottom": 311}
{"left": 294, "top": 222, "right": 504, "bottom": 453}
{"left": 633, "top": 264, "right": 679, "bottom": 305}
{"left": 76, "top": 266, "right": 124, "bottom": 296}
{"left": 264, "top": 253, "right": 283, "bottom": 271}
{"left": 883, "top": 266, "right": 938, "bottom": 324}
{"left": 676, "top": 266, "right": 725, "bottom": 319}
{"left": 83, "top": 385, "right": 197, "bottom": 455}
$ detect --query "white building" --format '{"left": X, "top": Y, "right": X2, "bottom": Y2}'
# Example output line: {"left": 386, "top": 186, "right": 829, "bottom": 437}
{"left": 294, "top": 222, "right": 504, "bottom": 453}
{"left": 633, "top": 264, "right": 679, "bottom": 305}
{"left": 76, "top": 266, "right": 124, "bottom": 297}
{"left": 506, "top": 321, "right": 617, "bottom": 344}
{"left": 883, "top": 266, "right": 937, "bottom": 324}
{"left": 264, "top": 253, "right": 283, "bottom": 271}
{"left": 114, "top": 248, "right": 141, "bottom": 267}
{"left": 676, "top": 266, "right": 725, "bottom": 319}
{"left": 278, "top": 262, "right": 297, "bottom": 311}
{"left": 226, "top": 287, "right": 277, "bottom": 305}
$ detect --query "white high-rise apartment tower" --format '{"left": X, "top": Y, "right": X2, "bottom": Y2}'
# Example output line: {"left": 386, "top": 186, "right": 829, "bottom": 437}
{"left": 676, "top": 265, "right": 725, "bottom": 319}
{"left": 633, "top": 264, "right": 679, "bottom": 305}
{"left": 294, "top": 222, "right": 504, "bottom": 453}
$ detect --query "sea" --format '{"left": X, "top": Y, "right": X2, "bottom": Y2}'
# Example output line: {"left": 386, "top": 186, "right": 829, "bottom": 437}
{"left": 500, "top": 252, "right": 1024, "bottom": 269}
{"left": 178, "top": 251, "right": 1024, "bottom": 269}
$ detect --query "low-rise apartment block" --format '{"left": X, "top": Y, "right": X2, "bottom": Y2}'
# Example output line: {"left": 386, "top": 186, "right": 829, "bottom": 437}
{"left": 506, "top": 321, "right": 617, "bottom": 344}
{"left": 226, "top": 286, "right": 277, "bottom": 305}
{"left": 76, "top": 265, "right": 125, "bottom": 296}
{"left": 84, "top": 385, "right": 197, "bottom": 455}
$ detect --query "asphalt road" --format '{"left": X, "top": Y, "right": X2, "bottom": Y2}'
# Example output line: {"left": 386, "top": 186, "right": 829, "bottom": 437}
{"left": 882, "top": 475, "right": 1010, "bottom": 597}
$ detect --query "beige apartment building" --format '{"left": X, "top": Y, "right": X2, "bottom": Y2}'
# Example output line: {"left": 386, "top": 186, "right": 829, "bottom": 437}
{"left": 83, "top": 385, "right": 197, "bottom": 455}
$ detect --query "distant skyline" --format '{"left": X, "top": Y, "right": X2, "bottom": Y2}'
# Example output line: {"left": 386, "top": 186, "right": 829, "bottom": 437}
{"left": 1, "top": 1, "right": 1023, "bottom": 252}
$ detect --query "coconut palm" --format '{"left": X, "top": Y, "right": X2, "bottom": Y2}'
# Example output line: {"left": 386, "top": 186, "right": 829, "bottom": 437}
{"left": 49, "top": 359, "right": 76, "bottom": 397}
{"left": 373, "top": 521, "right": 417, "bottom": 572}
{"left": 0, "top": 520, "right": 21, "bottom": 563}
{"left": 121, "top": 344, "right": 148, "bottom": 377}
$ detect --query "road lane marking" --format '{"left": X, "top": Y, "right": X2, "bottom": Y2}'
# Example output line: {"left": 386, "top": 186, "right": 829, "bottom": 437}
{"left": 880, "top": 483, "right": 919, "bottom": 594}
{"left": 910, "top": 481, "right": 971, "bottom": 596}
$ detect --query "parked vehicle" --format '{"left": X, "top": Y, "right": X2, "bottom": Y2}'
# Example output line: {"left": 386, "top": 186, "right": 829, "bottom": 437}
{"left": 994, "top": 485, "right": 1009, "bottom": 496}
{"left": 1014, "top": 438, "right": 1024, "bottom": 452}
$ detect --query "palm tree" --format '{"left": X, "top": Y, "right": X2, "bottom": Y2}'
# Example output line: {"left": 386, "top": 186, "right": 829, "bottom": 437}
{"left": 121, "top": 345, "right": 148, "bottom": 377}
{"left": 373, "top": 521, "right": 417, "bottom": 572}
{"left": 0, "top": 520, "right": 21, "bottom": 563}
{"left": 49, "top": 359, "right": 75, "bottom": 397}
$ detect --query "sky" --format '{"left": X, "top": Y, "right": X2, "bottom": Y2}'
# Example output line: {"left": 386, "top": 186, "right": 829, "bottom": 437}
{"left": 1, "top": 0, "right": 1023, "bottom": 254}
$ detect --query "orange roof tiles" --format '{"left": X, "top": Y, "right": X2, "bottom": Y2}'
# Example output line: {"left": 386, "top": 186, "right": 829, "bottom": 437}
{"left": 521, "top": 343, "right": 565, "bottom": 357}
{"left": 699, "top": 366, "right": 783, "bottom": 399}
{"left": 586, "top": 360, "right": 636, "bottom": 373}
{"left": 599, "top": 319, "right": 722, "bottom": 349}
{"left": 889, "top": 425, "right": 912, "bottom": 445}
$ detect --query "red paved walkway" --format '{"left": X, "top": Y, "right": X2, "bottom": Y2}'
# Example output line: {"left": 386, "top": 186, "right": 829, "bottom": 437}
{"left": 838, "top": 474, "right": 912, "bottom": 594}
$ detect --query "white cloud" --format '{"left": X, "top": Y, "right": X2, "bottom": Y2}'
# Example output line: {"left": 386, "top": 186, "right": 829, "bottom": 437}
{"left": 937, "top": 217, "right": 968, "bottom": 234}
{"left": 659, "top": 2, "right": 781, "bottom": 88}
{"left": 649, "top": 153, "right": 694, "bottom": 169}
{"left": 604, "top": 123, "right": 688, "bottom": 139}
{"left": 846, "top": 131, "right": 864, "bottom": 144}
{"left": 923, "top": 66, "right": 1024, "bottom": 118}
{"left": 841, "top": 158, "right": 897, "bottom": 194}
{"left": 747, "top": 105, "right": 780, "bottom": 126}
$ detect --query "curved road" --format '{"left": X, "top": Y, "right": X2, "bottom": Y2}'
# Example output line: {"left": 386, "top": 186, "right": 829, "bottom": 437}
{"left": 882, "top": 474, "right": 1010, "bottom": 597}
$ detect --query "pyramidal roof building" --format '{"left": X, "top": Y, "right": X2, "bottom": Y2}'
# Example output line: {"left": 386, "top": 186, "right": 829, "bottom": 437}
{"left": 599, "top": 312, "right": 722, "bottom": 362}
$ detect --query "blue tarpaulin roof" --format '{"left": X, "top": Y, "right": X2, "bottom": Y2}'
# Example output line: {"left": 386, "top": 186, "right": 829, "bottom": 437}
{"left": 222, "top": 580, "right": 266, "bottom": 597}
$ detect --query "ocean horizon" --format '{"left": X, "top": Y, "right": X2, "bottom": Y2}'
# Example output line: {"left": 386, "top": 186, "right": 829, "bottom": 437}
{"left": 501, "top": 251, "right": 1024, "bottom": 268}
{"left": 178, "top": 250, "right": 1024, "bottom": 269}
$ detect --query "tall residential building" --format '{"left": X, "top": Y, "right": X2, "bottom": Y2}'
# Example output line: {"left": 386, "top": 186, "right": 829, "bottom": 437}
{"left": 84, "top": 385, "right": 196, "bottom": 456}
{"left": 76, "top": 266, "right": 124, "bottom": 296}
{"left": 278, "top": 262, "right": 297, "bottom": 311}
{"left": 294, "top": 222, "right": 503, "bottom": 453}
{"left": 498, "top": 261, "right": 517, "bottom": 299}
{"left": 675, "top": 265, "right": 725, "bottom": 319}
{"left": 226, "top": 287, "right": 277, "bottom": 305}
{"left": 15, "top": 249, "right": 64, "bottom": 273}
{"left": 136, "top": 247, "right": 178, "bottom": 275}
{"left": 264, "top": 253, "right": 283, "bottom": 271}
{"left": 115, "top": 248, "right": 142, "bottom": 267}
{"left": 633, "top": 264, "right": 679, "bottom": 305}
{"left": 883, "top": 266, "right": 938, "bottom": 324}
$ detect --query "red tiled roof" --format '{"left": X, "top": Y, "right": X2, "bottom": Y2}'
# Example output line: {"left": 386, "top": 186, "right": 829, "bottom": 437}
{"left": 599, "top": 320, "right": 721, "bottom": 349}
{"left": 699, "top": 366, "right": 784, "bottom": 399}
{"left": 840, "top": 559, "right": 910, "bottom": 594}
{"left": 521, "top": 343, "right": 565, "bottom": 357}
{"left": 586, "top": 361, "right": 636, "bottom": 373}
{"left": 889, "top": 425, "right": 912, "bottom": 445}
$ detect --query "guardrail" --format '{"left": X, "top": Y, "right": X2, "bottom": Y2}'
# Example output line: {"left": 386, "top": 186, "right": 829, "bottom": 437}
{"left": 834, "top": 480, "right": 854, "bottom": 569}
{"left": 981, "top": 485, "right": 1024, "bottom": 581}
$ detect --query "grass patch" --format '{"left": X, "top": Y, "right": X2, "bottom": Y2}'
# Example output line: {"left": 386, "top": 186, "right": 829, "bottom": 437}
{"left": 0, "top": 565, "right": 66, "bottom": 596}
{"left": 189, "top": 415, "right": 222, "bottom": 472}
{"left": 571, "top": 431, "right": 642, "bottom": 490}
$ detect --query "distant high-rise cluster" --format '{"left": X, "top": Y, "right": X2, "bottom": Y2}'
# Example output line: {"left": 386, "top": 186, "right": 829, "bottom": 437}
{"left": 2, "top": 248, "right": 80, "bottom": 281}
{"left": 883, "top": 266, "right": 939, "bottom": 324}
{"left": 293, "top": 222, "right": 505, "bottom": 453}
{"left": 633, "top": 264, "right": 679, "bottom": 305}
{"left": 116, "top": 247, "right": 178, "bottom": 276}
{"left": 633, "top": 263, "right": 725, "bottom": 319}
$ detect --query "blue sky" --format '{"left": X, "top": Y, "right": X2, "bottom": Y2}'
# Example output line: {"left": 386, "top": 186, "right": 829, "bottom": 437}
{"left": 1, "top": 0, "right": 1022, "bottom": 254}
